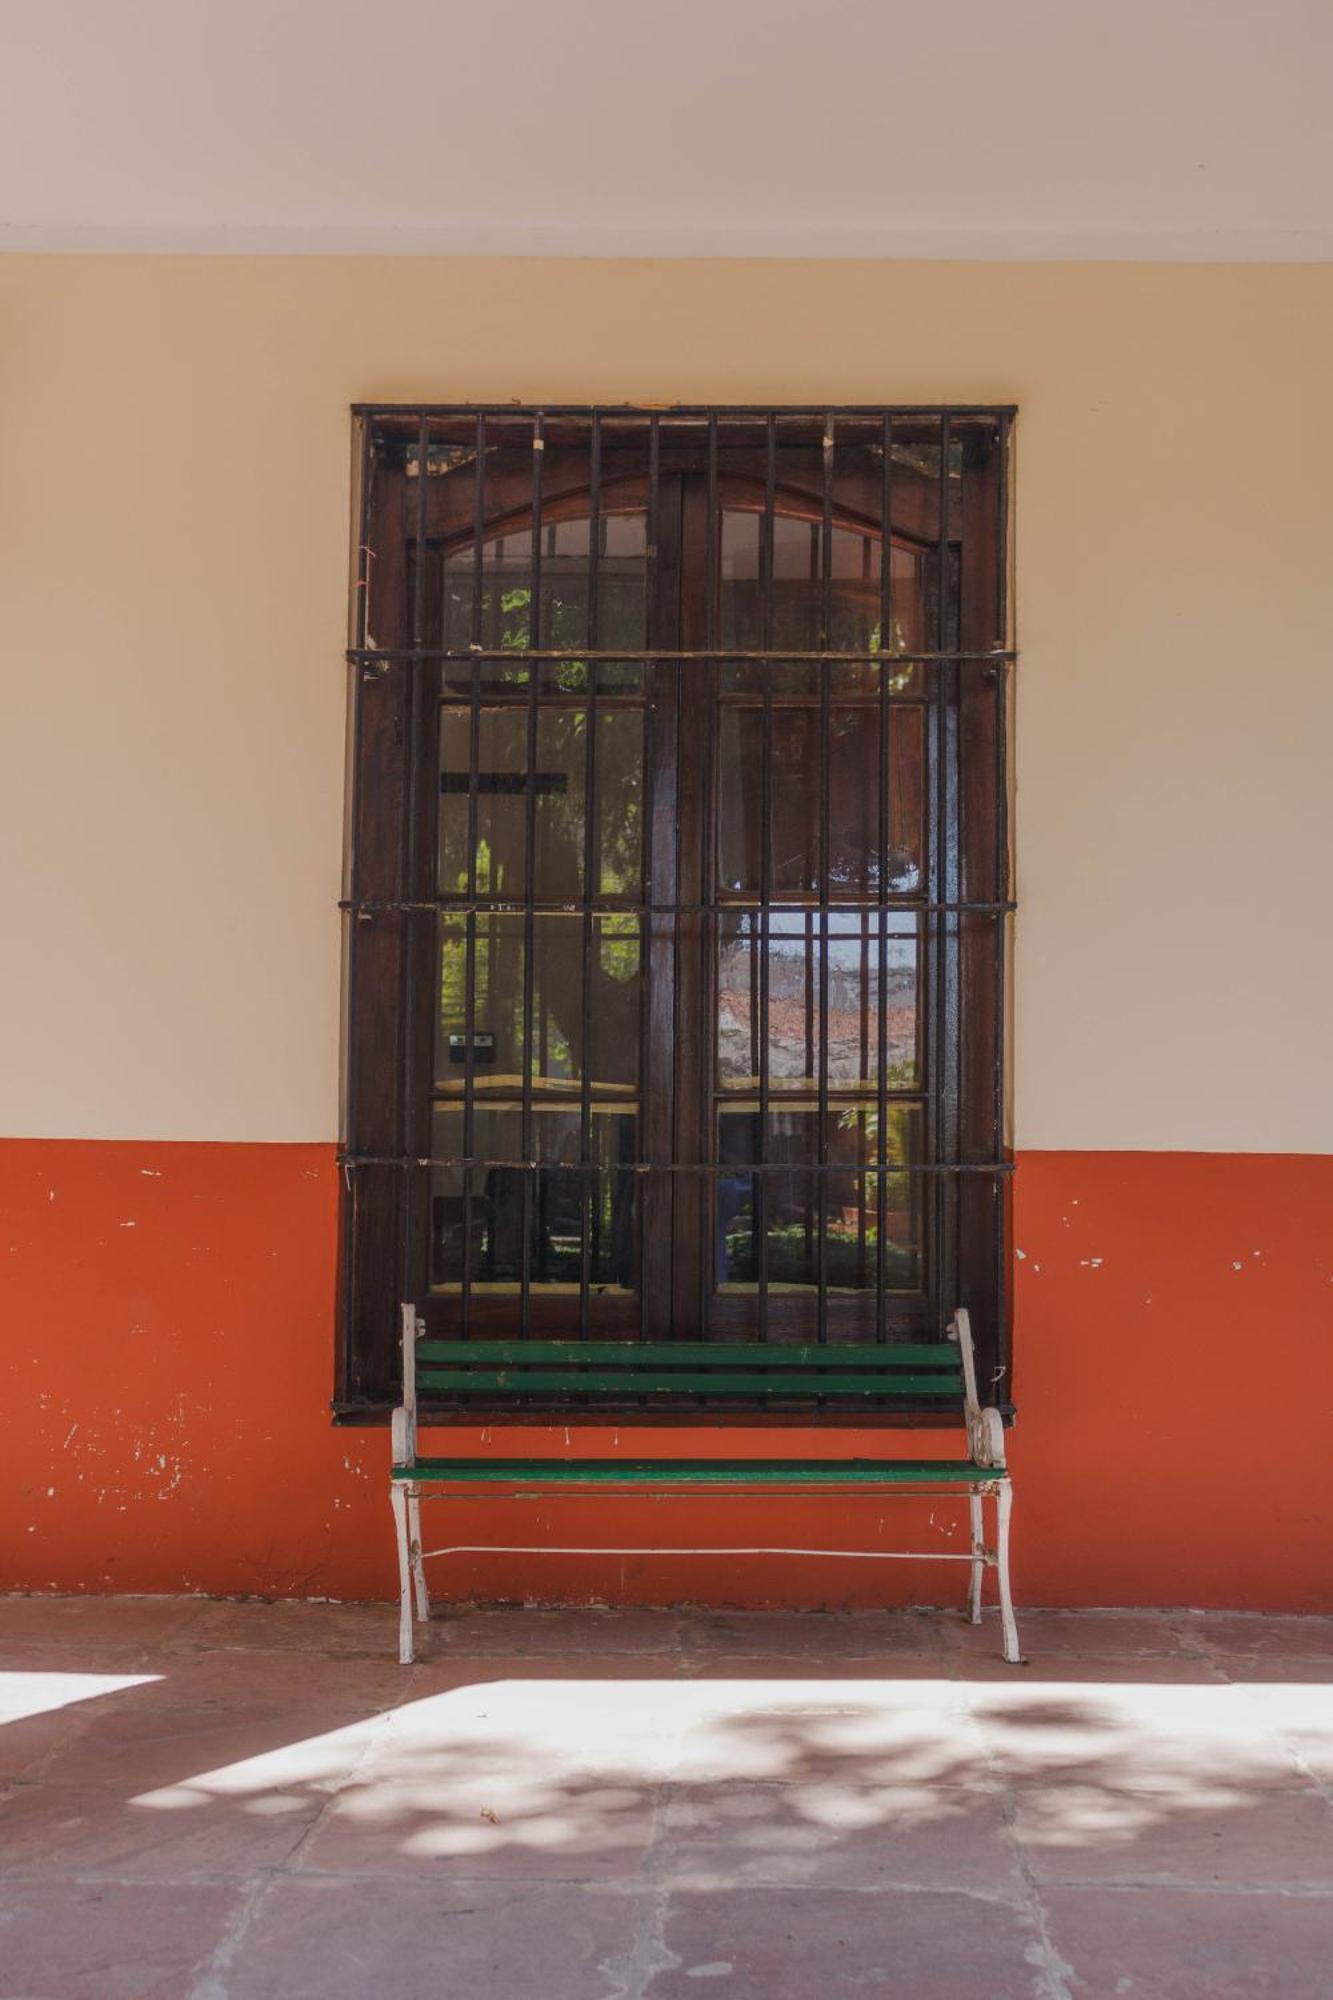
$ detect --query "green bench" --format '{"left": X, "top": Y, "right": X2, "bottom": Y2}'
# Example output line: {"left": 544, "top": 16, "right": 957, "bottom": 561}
{"left": 389, "top": 1307, "right": 1019, "bottom": 1664}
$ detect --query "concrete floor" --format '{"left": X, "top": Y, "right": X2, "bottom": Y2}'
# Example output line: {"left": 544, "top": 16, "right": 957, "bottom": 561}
{"left": 1, "top": 1600, "right": 1332, "bottom": 1998}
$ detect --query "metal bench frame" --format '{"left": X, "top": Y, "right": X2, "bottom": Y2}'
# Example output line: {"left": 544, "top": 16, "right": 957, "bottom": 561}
{"left": 389, "top": 1305, "right": 1019, "bottom": 1665}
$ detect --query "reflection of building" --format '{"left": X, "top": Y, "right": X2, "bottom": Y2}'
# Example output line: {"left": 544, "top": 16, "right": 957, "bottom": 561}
{"left": 716, "top": 950, "right": 917, "bottom": 1083}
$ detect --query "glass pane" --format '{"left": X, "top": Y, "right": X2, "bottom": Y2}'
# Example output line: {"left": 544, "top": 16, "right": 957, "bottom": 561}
{"left": 438, "top": 705, "right": 525, "bottom": 896}
{"left": 721, "top": 537, "right": 928, "bottom": 699}
{"left": 720, "top": 509, "right": 761, "bottom": 649}
{"left": 599, "top": 513, "right": 648, "bottom": 653}
{"left": 540, "top": 515, "right": 590, "bottom": 652}
{"left": 435, "top": 914, "right": 641, "bottom": 1094}
{"left": 716, "top": 704, "right": 808, "bottom": 896}
{"left": 771, "top": 514, "right": 821, "bottom": 651}
{"left": 717, "top": 704, "right": 924, "bottom": 900}
{"left": 439, "top": 703, "right": 643, "bottom": 901}
{"left": 441, "top": 511, "right": 647, "bottom": 687}
{"left": 715, "top": 1103, "right": 923, "bottom": 1296}
{"left": 885, "top": 542, "right": 929, "bottom": 656}
{"left": 430, "top": 1103, "right": 637, "bottom": 1291}
{"left": 594, "top": 707, "right": 645, "bottom": 898}
{"left": 716, "top": 911, "right": 919, "bottom": 1092}
{"left": 441, "top": 530, "right": 533, "bottom": 654}
{"left": 827, "top": 523, "right": 879, "bottom": 652}
{"left": 831, "top": 703, "right": 925, "bottom": 897}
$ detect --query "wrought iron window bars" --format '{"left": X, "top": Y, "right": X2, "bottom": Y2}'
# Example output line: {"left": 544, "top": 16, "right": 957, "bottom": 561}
{"left": 338, "top": 406, "right": 1014, "bottom": 1415}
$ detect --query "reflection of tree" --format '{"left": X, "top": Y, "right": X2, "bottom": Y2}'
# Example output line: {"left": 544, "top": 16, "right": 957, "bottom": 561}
{"left": 438, "top": 573, "right": 642, "bottom": 1096}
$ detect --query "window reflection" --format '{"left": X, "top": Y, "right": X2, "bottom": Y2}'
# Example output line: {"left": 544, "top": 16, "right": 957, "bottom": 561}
{"left": 720, "top": 508, "right": 929, "bottom": 656}
{"left": 715, "top": 1103, "right": 923, "bottom": 1300}
{"left": 435, "top": 914, "right": 641, "bottom": 1096}
{"left": 430, "top": 1104, "right": 636, "bottom": 1293}
{"left": 717, "top": 700, "right": 924, "bottom": 899}
{"left": 438, "top": 703, "right": 644, "bottom": 902}
{"left": 441, "top": 511, "right": 647, "bottom": 675}
{"left": 716, "top": 910, "right": 918, "bottom": 1092}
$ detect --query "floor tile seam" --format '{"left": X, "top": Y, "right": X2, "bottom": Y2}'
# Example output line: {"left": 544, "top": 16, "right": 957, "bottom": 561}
{"left": 596, "top": 1879, "right": 681, "bottom": 2000}
{"left": 0, "top": 1862, "right": 654, "bottom": 1893}
{"left": 1273, "top": 1744, "right": 1333, "bottom": 1811}
{"left": 676, "top": 1643, "right": 956, "bottom": 1659}
{"left": 648, "top": 1866, "right": 1032, "bottom": 1904}
{"left": 155, "top": 1598, "right": 219, "bottom": 1653}
{"left": 279, "top": 1707, "right": 399, "bottom": 1876}
{"left": 653, "top": 1776, "right": 1004, "bottom": 1802}
{"left": 1207, "top": 1659, "right": 1333, "bottom": 1800}
{"left": 1205, "top": 1652, "right": 1333, "bottom": 1673}
{"left": 0, "top": 1863, "right": 1085, "bottom": 1900}
{"left": 1028, "top": 1878, "right": 1333, "bottom": 1899}
{"left": 0, "top": 1865, "right": 286, "bottom": 1891}
{"left": 187, "top": 1868, "right": 280, "bottom": 2000}
{"left": 993, "top": 1785, "right": 1079, "bottom": 2000}
{"left": 987, "top": 1768, "right": 1327, "bottom": 1796}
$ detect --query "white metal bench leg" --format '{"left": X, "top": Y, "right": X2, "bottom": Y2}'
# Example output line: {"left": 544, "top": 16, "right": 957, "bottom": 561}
{"left": 968, "top": 1492, "right": 985, "bottom": 1624}
{"left": 995, "top": 1479, "right": 1021, "bottom": 1664}
{"left": 407, "top": 1493, "right": 430, "bottom": 1624}
{"left": 390, "top": 1482, "right": 415, "bottom": 1665}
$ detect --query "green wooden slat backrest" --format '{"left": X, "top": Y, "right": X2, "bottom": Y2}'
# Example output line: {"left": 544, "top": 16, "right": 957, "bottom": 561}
{"left": 413, "top": 1338, "right": 964, "bottom": 1401}
{"left": 416, "top": 1339, "right": 960, "bottom": 1370}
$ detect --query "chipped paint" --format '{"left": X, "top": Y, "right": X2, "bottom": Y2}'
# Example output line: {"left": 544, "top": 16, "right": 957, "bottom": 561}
{"left": 1, "top": 1141, "right": 1332, "bottom": 1611}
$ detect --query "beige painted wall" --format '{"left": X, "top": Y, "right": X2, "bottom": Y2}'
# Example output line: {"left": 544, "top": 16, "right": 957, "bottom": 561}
{"left": 1, "top": 257, "right": 1330, "bottom": 1151}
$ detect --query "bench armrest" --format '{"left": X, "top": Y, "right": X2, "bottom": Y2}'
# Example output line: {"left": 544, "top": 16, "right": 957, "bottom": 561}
{"left": 950, "top": 1307, "right": 1006, "bottom": 1470}
{"left": 392, "top": 1302, "right": 421, "bottom": 1470}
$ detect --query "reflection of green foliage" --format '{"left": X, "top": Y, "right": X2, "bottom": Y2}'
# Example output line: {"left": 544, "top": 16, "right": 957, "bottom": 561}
{"left": 724, "top": 1217, "right": 915, "bottom": 1289}
{"left": 500, "top": 586, "right": 530, "bottom": 652}
{"left": 599, "top": 912, "right": 639, "bottom": 984}
{"left": 864, "top": 616, "right": 918, "bottom": 692}
{"left": 837, "top": 1085, "right": 917, "bottom": 1159}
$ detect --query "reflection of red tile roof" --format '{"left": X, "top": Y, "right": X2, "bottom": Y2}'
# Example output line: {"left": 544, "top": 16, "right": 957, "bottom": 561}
{"left": 718, "top": 988, "right": 915, "bottom": 1060}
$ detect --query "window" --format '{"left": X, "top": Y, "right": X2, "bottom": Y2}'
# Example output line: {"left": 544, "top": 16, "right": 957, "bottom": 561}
{"left": 338, "top": 407, "right": 1013, "bottom": 1413}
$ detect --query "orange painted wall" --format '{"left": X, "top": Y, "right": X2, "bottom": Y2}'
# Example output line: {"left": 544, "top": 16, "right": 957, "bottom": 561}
{"left": 3, "top": 1140, "right": 1331, "bottom": 1610}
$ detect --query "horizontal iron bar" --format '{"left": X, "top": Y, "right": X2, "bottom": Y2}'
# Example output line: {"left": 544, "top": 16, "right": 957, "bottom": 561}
{"left": 414, "top": 1339, "right": 958, "bottom": 1367}
{"left": 350, "top": 647, "right": 1016, "bottom": 666}
{"left": 393, "top": 1458, "right": 1001, "bottom": 1485}
{"left": 342, "top": 898, "right": 1016, "bottom": 917}
{"left": 416, "top": 1369, "right": 962, "bottom": 1397}
{"left": 355, "top": 402, "right": 1019, "bottom": 419}
{"left": 341, "top": 1153, "right": 1013, "bottom": 1176}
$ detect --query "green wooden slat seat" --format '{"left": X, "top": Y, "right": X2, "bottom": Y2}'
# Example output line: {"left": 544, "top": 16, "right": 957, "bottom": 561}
{"left": 393, "top": 1457, "right": 997, "bottom": 1485}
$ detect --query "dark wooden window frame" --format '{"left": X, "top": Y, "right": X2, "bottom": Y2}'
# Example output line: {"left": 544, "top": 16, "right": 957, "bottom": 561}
{"left": 336, "top": 406, "right": 1014, "bottom": 1423}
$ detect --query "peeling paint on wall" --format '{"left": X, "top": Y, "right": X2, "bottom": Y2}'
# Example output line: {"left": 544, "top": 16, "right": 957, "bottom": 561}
{"left": 1, "top": 1141, "right": 1331, "bottom": 1610}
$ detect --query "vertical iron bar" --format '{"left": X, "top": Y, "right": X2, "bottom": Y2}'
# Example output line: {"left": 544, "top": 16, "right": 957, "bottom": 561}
{"left": 996, "top": 412, "right": 1011, "bottom": 652}
{"left": 993, "top": 657, "right": 1009, "bottom": 1385}
{"left": 757, "top": 414, "right": 776, "bottom": 1343}
{"left": 520, "top": 413, "right": 544, "bottom": 1335}
{"left": 461, "top": 413, "right": 486, "bottom": 1337}
{"left": 639, "top": 415, "right": 659, "bottom": 1336}
{"left": 343, "top": 413, "right": 374, "bottom": 1120}
{"left": 397, "top": 414, "right": 429, "bottom": 1307}
{"left": 578, "top": 414, "right": 602, "bottom": 1337}
{"left": 340, "top": 414, "right": 374, "bottom": 1392}
{"left": 857, "top": 916, "right": 868, "bottom": 1286}
{"left": 993, "top": 416, "right": 1012, "bottom": 1383}
{"left": 816, "top": 412, "right": 834, "bottom": 1342}
{"left": 935, "top": 411, "right": 953, "bottom": 1329}
{"left": 699, "top": 413, "right": 719, "bottom": 1331}
{"left": 670, "top": 510, "right": 683, "bottom": 1339}
{"left": 876, "top": 413, "right": 892, "bottom": 1340}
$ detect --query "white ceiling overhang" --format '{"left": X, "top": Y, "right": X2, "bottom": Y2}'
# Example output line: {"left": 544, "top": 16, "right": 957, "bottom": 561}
{"left": 2, "top": 0, "right": 1330, "bottom": 259}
